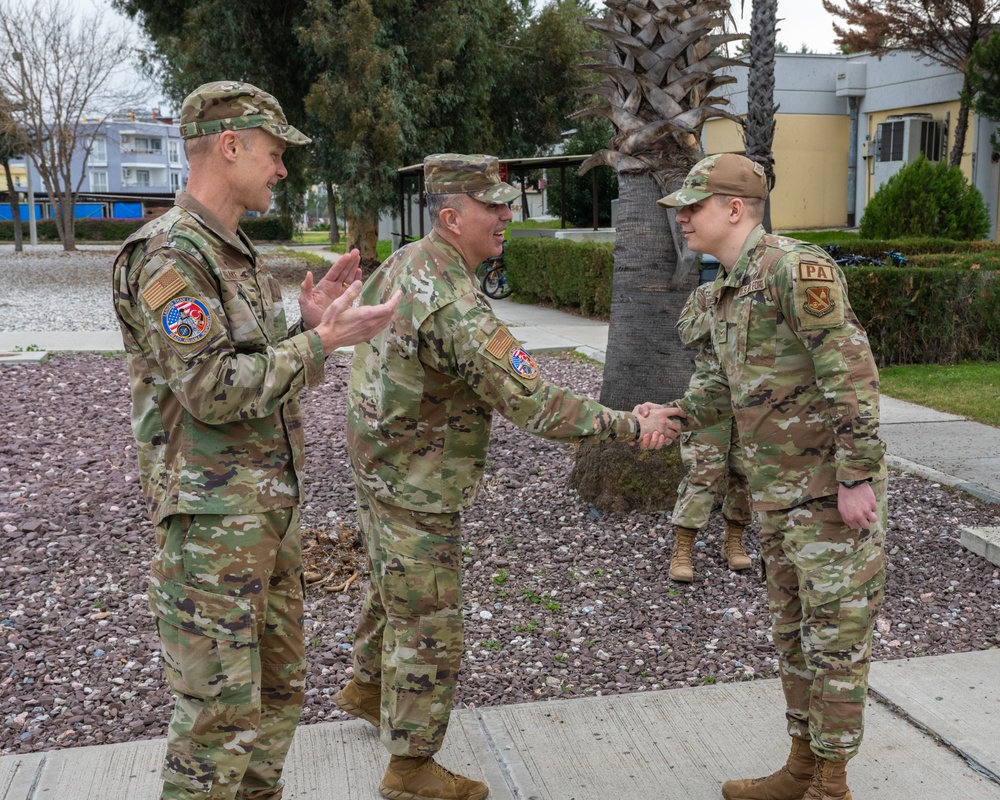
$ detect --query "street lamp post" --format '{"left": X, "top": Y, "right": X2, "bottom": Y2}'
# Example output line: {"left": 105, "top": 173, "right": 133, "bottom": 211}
{"left": 12, "top": 51, "right": 36, "bottom": 246}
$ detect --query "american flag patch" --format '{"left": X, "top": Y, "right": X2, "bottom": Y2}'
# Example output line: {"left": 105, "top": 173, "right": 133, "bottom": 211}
{"left": 141, "top": 265, "right": 187, "bottom": 310}
{"left": 485, "top": 328, "right": 516, "bottom": 359}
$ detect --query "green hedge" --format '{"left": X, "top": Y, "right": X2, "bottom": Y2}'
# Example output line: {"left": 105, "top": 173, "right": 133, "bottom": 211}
{"left": 504, "top": 235, "right": 1000, "bottom": 366}
{"left": 847, "top": 266, "right": 1000, "bottom": 365}
{"left": 0, "top": 214, "right": 294, "bottom": 243}
{"left": 505, "top": 237, "right": 615, "bottom": 317}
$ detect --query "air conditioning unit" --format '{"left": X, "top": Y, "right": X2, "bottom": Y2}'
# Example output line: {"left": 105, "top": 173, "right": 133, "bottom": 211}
{"left": 873, "top": 114, "right": 946, "bottom": 188}
{"left": 123, "top": 168, "right": 133, "bottom": 179}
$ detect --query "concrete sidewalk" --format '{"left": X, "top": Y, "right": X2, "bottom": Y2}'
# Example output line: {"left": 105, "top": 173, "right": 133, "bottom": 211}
{"left": 2, "top": 650, "right": 999, "bottom": 799}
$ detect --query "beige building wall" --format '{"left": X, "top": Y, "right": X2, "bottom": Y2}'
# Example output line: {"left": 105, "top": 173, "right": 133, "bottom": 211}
{"left": 705, "top": 114, "right": 851, "bottom": 231}
{"left": 0, "top": 164, "right": 28, "bottom": 194}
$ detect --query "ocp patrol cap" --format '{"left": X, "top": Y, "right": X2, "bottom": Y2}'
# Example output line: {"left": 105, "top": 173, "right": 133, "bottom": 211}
{"left": 657, "top": 153, "right": 767, "bottom": 207}
{"left": 179, "top": 80, "right": 311, "bottom": 145}
{"left": 423, "top": 153, "right": 520, "bottom": 204}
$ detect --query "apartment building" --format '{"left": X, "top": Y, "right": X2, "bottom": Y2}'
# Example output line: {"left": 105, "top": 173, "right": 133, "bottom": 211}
{"left": 1, "top": 109, "right": 188, "bottom": 222}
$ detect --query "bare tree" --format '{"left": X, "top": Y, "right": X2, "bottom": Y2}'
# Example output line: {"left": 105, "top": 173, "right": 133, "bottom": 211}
{"left": 0, "top": 0, "right": 149, "bottom": 250}
{"left": 823, "top": 0, "right": 1000, "bottom": 167}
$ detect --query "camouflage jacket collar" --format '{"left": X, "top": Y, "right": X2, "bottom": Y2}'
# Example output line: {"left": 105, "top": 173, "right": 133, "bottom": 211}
{"left": 426, "top": 229, "right": 476, "bottom": 277}
{"left": 176, "top": 191, "right": 257, "bottom": 259}
{"left": 712, "top": 224, "right": 767, "bottom": 299}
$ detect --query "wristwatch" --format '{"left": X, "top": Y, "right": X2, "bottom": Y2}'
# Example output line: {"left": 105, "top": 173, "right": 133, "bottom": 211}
{"left": 839, "top": 479, "right": 870, "bottom": 489}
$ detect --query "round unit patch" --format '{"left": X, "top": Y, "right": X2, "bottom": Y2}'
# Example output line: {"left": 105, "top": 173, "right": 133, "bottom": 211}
{"left": 162, "top": 296, "right": 212, "bottom": 344}
{"left": 508, "top": 347, "right": 538, "bottom": 379}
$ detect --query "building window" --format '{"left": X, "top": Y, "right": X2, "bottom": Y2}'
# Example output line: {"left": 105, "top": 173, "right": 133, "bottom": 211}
{"left": 169, "top": 140, "right": 180, "bottom": 166}
{"left": 90, "top": 136, "right": 107, "bottom": 166}
{"left": 91, "top": 170, "right": 108, "bottom": 193}
{"left": 129, "top": 137, "right": 162, "bottom": 155}
{"left": 136, "top": 169, "right": 150, "bottom": 187}
{"left": 170, "top": 172, "right": 180, "bottom": 192}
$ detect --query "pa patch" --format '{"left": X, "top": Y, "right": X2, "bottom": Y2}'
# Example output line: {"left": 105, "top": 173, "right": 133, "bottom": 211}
{"left": 162, "top": 296, "right": 212, "bottom": 344}
{"left": 803, "top": 286, "right": 835, "bottom": 317}
{"left": 508, "top": 347, "right": 538, "bottom": 379}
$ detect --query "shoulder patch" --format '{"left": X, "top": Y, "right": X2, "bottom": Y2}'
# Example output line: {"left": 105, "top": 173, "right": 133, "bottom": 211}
{"left": 161, "top": 296, "right": 212, "bottom": 344}
{"left": 508, "top": 347, "right": 538, "bottom": 379}
{"left": 485, "top": 327, "right": 516, "bottom": 359}
{"left": 141, "top": 264, "right": 187, "bottom": 310}
{"left": 798, "top": 260, "right": 836, "bottom": 282}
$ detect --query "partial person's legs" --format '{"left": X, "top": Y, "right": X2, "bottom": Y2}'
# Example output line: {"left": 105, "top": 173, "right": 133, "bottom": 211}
{"left": 723, "top": 484, "right": 887, "bottom": 800}
{"left": 670, "top": 423, "right": 730, "bottom": 582}
{"left": 348, "top": 491, "right": 487, "bottom": 800}
{"left": 151, "top": 510, "right": 300, "bottom": 800}
{"left": 239, "top": 509, "right": 307, "bottom": 799}
{"left": 721, "top": 422, "right": 753, "bottom": 571}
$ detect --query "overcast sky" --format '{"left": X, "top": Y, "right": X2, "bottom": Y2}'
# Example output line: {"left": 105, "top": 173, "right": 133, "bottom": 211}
{"left": 732, "top": 0, "right": 842, "bottom": 54}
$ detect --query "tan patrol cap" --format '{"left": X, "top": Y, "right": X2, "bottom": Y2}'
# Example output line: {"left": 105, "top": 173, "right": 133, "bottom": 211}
{"left": 657, "top": 153, "right": 767, "bottom": 207}
{"left": 179, "top": 80, "right": 311, "bottom": 145}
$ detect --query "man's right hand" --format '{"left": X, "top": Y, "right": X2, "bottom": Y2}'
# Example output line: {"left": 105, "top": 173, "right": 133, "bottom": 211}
{"left": 631, "top": 403, "right": 685, "bottom": 450}
{"left": 314, "top": 282, "right": 402, "bottom": 355}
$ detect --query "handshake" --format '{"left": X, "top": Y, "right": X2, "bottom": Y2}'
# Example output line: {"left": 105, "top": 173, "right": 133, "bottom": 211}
{"left": 630, "top": 403, "right": 685, "bottom": 450}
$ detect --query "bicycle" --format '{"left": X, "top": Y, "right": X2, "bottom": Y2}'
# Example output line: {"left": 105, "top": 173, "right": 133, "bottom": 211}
{"left": 821, "top": 244, "right": 905, "bottom": 268}
{"left": 477, "top": 243, "right": 512, "bottom": 299}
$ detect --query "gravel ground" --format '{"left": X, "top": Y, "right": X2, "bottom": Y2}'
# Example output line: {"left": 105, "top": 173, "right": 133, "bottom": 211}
{"left": 3, "top": 249, "right": 1000, "bottom": 757}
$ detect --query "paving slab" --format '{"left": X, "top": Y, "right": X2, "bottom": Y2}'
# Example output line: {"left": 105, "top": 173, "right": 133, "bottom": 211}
{"left": 961, "top": 526, "right": 1000, "bottom": 566}
{"left": 476, "top": 680, "right": 1000, "bottom": 800}
{"left": 881, "top": 396, "right": 965, "bottom": 424}
{"left": 869, "top": 650, "right": 1000, "bottom": 782}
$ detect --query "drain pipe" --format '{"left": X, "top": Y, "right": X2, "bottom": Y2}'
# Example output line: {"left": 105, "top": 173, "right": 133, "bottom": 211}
{"left": 847, "top": 96, "right": 859, "bottom": 228}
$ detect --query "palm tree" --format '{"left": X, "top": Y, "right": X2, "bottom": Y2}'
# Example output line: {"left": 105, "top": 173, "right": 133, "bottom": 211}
{"left": 568, "top": 0, "right": 746, "bottom": 511}
{"left": 742, "top": 0, "right": 778, "bottom": 231}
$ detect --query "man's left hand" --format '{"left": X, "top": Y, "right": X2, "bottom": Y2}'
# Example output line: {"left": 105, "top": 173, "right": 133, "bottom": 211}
{"left": 838, "top": 481, "right": 878, "bottom": 530}
{"left": 299, "top": 249, "right": 364, "bottom": 330}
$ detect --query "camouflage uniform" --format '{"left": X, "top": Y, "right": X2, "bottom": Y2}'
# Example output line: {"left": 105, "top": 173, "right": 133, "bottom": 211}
{"left": 113, "top": 82, "right": 317, "bottom": 800}
{"left": 346, "top": 154, "right": 641, "bottom": 758}
{"left": 671, "top": 225, "right": 887, "bottom": 763}
{"left": 671, "top": 283, "right": 751, "bottom": 531}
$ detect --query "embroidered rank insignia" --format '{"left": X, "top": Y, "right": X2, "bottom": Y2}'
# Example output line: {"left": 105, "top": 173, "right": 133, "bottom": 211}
{"left": 798, "top": 261, "right": 835, "bottom": 282}
{"left": 162, "top": 296, "right": 212, "bottom": 344}
{"left": 737, "top": 278, "right": 766, "bottom": 298}
{"left": 141, "top": 266, "right": 187, "bottom": 310}
{"left": 804, "top": 286, "right": 835, "bottom": 317}
{"left": 508, "top": 347, "right": 538, "bottom": 379}
{"left": 485, "top": 328, "right": 516, "bottom": 359}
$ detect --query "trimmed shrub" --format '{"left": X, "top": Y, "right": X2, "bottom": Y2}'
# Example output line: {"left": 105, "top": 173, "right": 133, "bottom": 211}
{"left": 859, "top": 156, "right": 990, "bottom": 240}
{"left": 504, "top": 237, "right": 615, "bottom": 317}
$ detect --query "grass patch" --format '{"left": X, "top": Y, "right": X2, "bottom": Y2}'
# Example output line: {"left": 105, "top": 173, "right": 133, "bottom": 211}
{"left": 880, "top": 361, "right": 1000, "bottom": 427}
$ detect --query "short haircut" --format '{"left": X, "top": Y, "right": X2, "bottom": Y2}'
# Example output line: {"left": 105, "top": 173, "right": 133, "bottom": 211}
{"left": 714, "top": 193, "right": 766, "bottom": 222}
{"left": 427, "top": 192, "right": 468, "bottom": 230}
{"left": 183, "top": 128, "right": 260, "bottom": 161}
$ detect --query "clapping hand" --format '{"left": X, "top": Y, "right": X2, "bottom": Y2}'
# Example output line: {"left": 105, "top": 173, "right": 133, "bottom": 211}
{"left": 299, "top": 249, "right": 364, "bottom": 331}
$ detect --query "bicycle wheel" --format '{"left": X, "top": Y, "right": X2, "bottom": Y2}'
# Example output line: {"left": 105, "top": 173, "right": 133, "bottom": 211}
{"left": 482, "top": 266, "right": 513, "bottom": 299}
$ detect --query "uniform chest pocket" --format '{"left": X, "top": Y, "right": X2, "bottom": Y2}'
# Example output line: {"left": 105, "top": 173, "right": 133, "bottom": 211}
{"left": 220, "top": 281, "right": 270, "bottom": 349}
{"left": 739, "top": 294, "right": 777, "bottom": 367}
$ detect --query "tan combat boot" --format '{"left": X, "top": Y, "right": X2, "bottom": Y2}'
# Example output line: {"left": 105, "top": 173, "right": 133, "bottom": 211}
{"left": 380, "top": 756, "right": 489, "bottom": 800}
{"left": 722, "top": 520, "right": 752, "bottom": 571}
{"left": 721, "top": 736, "right": 816, "bottom": 800}
{"left": 803, "top": 759, "right": 851, "bottom": 800}
{"left": 333, "top": 677, "right": 380, "bottom": 727}
{"left": 669, "top": 526, "right": 697, "bottom": 582}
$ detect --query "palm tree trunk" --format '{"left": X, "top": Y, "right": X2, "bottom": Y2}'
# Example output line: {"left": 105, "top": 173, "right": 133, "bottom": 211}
{"left": 570, "top": 169, "right": 698, "bottom": 512}
{"left": 600, "top": 170, "right": 698, "bottom": 406}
